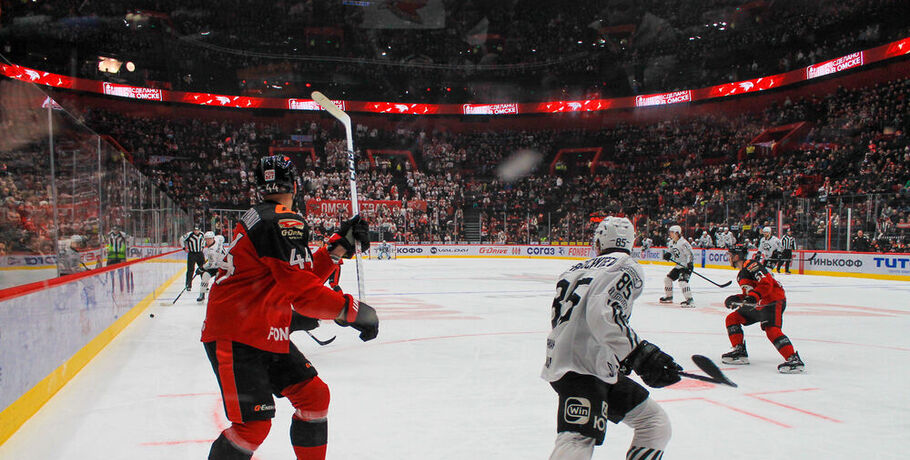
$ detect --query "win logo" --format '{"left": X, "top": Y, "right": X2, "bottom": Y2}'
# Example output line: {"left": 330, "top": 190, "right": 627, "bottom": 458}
{"left": 564, "top": 397, "right": 591, "bottom": 424}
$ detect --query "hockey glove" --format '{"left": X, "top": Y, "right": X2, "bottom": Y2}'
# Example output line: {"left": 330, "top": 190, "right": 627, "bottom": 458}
{"left": 335, "top": 295, "right": 379, "bottom": 341}
{"left": 662, "top": 252, "right": 672, "bottom": 261}
{"left": 328, "top": 215, "right": 371, "bottom": 259}
{"left": 194, "top": 267, "right": 204, "bottom": 276}
{"left": 290, "top": 311, "right": 320, "bottom": 332}
{"left": 685, "top": 262, "right": 694, "bottom": 273}
{"left": 621, "top": 340, "right": 682, "bottom": 388}
{"left": 724, "top": 294, "right": 756, "bottom": 310}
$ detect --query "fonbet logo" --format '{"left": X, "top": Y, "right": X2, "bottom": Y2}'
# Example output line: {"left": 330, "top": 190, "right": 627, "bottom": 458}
{"left": 267, "top": 327, "right": 290, "bottom": 341}
{"left": 479, "top": 247, "right": 508, "bottom": 255}
{"left": 564, "top": 397, "right": 591, "bottom": 424}
{"left": 567, "top": 247, "right": 591, "bottom": 257}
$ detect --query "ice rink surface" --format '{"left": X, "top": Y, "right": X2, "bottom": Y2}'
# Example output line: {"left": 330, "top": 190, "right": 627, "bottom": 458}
{"left": 2, "top": 257, "right": 909, "bottom": 460}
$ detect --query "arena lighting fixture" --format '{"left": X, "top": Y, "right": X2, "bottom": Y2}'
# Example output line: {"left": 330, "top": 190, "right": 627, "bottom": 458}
{"left": 97, "top": 56, "right": 122, "bottom": 74}
{"left": 125, "top": 62, "right": 135, "bottom": 72}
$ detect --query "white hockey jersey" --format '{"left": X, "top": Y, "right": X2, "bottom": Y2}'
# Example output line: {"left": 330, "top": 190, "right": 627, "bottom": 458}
{"left": 696, "top": 233, "right": 713, "bottom": 248}
{"left": 758, "top": 236, "right": 781, "bottom": 259}
{"left": 541, "top": 252, "right": 644, "bottom": 385}
{"left": 668, "top": 237, "right": 694, "bottom": 267}
{"left": 718, "top": 231, "right": 736, "bottom": 248}
{"left": 57, "top": 244, "right": 84, "bottom": 276}
{"left": 202, "top": 235, "right": 227, "bottom": 269}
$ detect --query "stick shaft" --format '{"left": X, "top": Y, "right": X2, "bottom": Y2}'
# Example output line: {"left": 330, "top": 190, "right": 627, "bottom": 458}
{"left": 669, "top": 257, "right": 731, "bottom": 287}
{"left": 312, "top": 91, "right": 366, "bottom": 301}
{"left": 679, "top": 371, "right": 722, "bottom": 384}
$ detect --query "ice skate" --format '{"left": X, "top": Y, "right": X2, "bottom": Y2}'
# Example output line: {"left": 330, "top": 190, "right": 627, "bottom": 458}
{"left": 680, "top": 298, "right": 695, "bottom": 308}
{"left": 659, "top": 296, "right": 674, "bottom": 304}
{"left": 722, "top": 344, "right": 749, "bottom": 365}
{"left": 196, "top": 292, "right": 205, "bottom": 302}
{"left": 778, "top": 352, "right": 805, "bottom": 374}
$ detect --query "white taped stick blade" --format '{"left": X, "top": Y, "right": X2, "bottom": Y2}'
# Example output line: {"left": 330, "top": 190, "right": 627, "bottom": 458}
{"left": 311, "top": 91, "right": 351, "bottom": 125}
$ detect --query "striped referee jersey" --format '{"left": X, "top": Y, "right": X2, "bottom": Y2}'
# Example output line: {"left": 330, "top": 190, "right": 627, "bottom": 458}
{"left": 781, "top": 234, "right": 796, "bottom": 250}
{"left": 183, "top": 232, "right": 206, "bottom": 253}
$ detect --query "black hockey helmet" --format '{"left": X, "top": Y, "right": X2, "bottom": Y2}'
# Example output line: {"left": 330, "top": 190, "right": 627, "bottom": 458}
{"left": 255, "top": 155, "right": 298, "bottom": 196}
{"left": 728, "top": 244, "right": 748, "bottom": 261}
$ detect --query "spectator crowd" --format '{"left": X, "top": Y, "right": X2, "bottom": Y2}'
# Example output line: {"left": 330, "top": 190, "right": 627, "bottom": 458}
{"left": 1, "top": 74, "right": 908, "bottom": 257}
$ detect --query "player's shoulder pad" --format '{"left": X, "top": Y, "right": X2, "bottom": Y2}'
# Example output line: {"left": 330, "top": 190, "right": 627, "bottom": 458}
{"left": 744, "top": 260, "right": 765, "bottom": 275}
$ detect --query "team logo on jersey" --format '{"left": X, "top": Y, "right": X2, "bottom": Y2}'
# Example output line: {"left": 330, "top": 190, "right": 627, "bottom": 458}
{"left": 278, "top": 219, "right": 305, "bottom": 228}
{"left": 564, "top": 397, "right": 591, "bottom": 424}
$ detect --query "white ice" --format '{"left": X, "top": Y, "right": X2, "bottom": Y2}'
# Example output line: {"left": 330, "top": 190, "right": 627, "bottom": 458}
{"left": 2, "top": 258, "right": 909, "bottom": 460}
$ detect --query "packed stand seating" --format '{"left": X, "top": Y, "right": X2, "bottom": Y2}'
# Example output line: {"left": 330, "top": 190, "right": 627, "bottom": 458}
{"left": 72, "top": 75, "right": 910, "bottom": 252}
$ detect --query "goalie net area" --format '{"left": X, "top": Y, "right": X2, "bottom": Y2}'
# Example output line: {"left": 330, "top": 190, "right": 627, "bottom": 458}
{"left": 367, "top": 242, "right": 397, "bottom": 260}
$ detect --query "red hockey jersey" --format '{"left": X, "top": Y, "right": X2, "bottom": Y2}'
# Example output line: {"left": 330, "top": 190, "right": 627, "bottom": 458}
{"left": 737, "top": 259, "right": 786, "bottom": 304}
{"left": 201, "top": 201, "right": 349, "bottom": 353}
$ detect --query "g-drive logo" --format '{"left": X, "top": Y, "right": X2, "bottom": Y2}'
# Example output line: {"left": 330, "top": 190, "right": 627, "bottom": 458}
{"left": 564, "top": 397, "right": 591, "bottom": 424}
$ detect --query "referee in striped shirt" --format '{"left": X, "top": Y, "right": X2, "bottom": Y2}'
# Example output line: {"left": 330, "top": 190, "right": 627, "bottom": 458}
{"left": 182, "top": 226, "right": 206, "bottom": 290}
{"left": 776, "top": 229, "right": 797, "bottom": 274}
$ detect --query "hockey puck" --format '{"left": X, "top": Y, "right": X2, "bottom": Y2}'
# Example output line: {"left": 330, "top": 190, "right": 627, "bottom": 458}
{"left": 149, "top": 313, "right": 155, "bottom": 318}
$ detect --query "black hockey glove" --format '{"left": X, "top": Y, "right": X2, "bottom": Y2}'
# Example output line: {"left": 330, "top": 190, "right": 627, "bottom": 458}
{"left": 662, "top": 252, "right": 672, "bottom": 261}
{"left": 335, "top": 295, "right": 379, "bottom": 341}
{"left": 290, "top": 311, "right": 320, "bottom": 332}
{"left": 328, "top": 215, "right": 371, "bottom": 259}
{"left": 724, "top": 294, "right": 756, "bottom": 310}
{"left": 194, "top": 267, "right": 204, "bottom": 276}
{"left": 621, "top": 340, "right": 682, "bottom": 388}
{"left": 685, "top": 262, "right": 694, "bottom": 273}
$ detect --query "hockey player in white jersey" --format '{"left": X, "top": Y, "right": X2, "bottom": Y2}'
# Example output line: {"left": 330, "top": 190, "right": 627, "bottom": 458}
{"left": 718, "top": 227, "right": 736, "bottom": 249}
{"left": 696, "top": 231, "right": 713, "bottom": 248}
{"left": 659, "top": 225, "right": 696, "bottom": 307}
{"left": 542, "top": 216, "right": 680, "bottom": 460}
{"left": 640, "top": 235, "right": 653, "bottom": 256}
{"left": 757, "top": 226, "right": 782, "bottom": 267}
{"left": 376, "top": 240, "right": 393, "bottom": 260}
{"left": 196, "top": 231, "right": 226, "bottom": 302}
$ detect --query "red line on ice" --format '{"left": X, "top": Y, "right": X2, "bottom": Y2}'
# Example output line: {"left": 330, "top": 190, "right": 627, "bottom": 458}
{"left": 745, "top": 388, "right": 843, "bottom": 422}
{"left": 657, "top": 397, "right": 792, "bottom": 428}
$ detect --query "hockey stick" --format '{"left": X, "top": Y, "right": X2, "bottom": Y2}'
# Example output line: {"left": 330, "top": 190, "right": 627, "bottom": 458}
{"left": 679, "top": 355, "right": 738, "bottom": 387}
{"left": 667, "top": 256, "right": 732, "bottom": 288}
{"left": 171, "top": 272, "right": 199, "bottom": 304}
{"left": 305, "top": 330, "right": 337, "bottom": 346}
{"left": 311, "top": 91, "right": 366, "bottom": 302}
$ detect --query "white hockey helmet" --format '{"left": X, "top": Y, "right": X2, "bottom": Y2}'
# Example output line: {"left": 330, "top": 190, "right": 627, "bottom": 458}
{"left": 592, "top": 216, "right": 635, "bottom": 254}
{"left": 204, "top": 231, "right": 215, "bottom": 239}
{"left": 71, "top": 235, "right": 85, "bottom": 244}
{"left": 762, "top": 226, "right": 772, "bottom": 234}
{"left": 669, "top": 225, "right": 682, "bottom": 235}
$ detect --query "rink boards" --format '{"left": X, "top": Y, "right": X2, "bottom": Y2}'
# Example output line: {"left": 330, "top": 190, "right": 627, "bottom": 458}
{"left": 0, "top": 250, "right": 185, "bottom": 444}
{"left": 389, "top": 244, "right": 910, "bottom": 281}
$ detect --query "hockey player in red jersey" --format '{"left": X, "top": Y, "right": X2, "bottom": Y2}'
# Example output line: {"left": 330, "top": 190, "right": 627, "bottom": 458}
{"left": 202, "top": 155, "right": 377, "bottom": 460}
{"left": 722, "top": 245, "right": 804, "bottom": 373}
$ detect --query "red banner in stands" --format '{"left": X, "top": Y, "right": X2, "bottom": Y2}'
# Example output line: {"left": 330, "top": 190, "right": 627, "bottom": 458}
{"left": 2, "top": 36, "right": 908, "bottom": 115}
{"left": 306, "top": 199, "right": 427, "bottom": 216}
